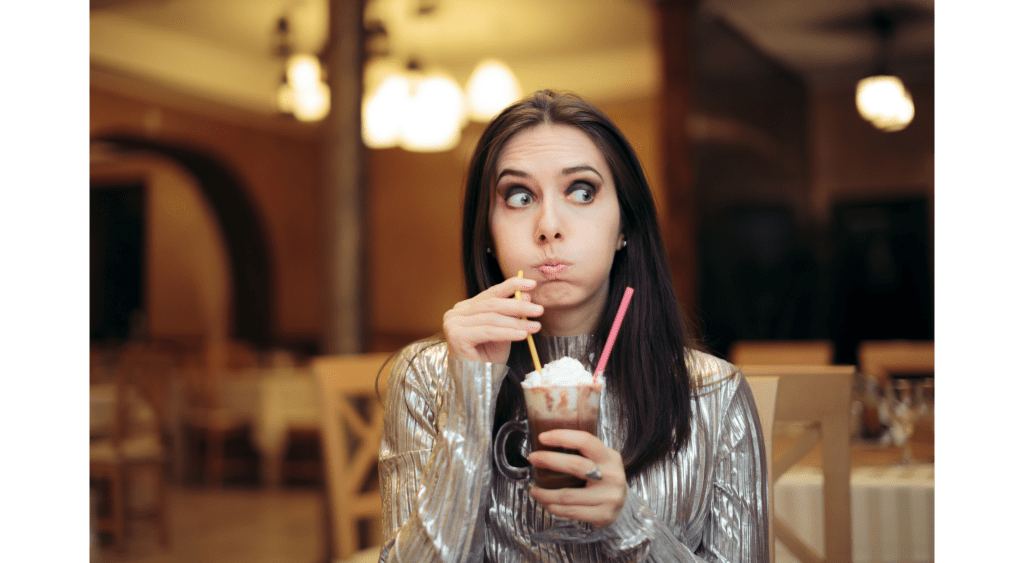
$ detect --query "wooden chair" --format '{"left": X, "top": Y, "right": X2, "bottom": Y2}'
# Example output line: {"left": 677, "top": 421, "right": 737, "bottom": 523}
{"left": 857, "top": 340, "right": 934, "bottom": 389}
{"left": 174, "top": 338, "right": 261, "bottom": 486}
{"left": 90, "top": 344, "right": 172, "bottom": 552}
{"left": 313, "top": 353, "right": 395, "bottom": 563}
{"left": 742, "top": 365, "right": 855, "bottom": 563}
{"left": 730, "top": 340, "right": 834, "bottom": 367}
{"left": 745, "top": 375, "right": 779, "bottom": 563}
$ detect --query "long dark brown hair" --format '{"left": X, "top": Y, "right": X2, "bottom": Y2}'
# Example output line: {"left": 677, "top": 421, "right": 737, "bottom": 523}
{"left": 462, "top": 90, "right": 699, "bottom": 478}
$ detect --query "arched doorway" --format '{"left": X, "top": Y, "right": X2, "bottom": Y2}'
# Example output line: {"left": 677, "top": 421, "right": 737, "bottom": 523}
{"left": 92, "top": 135, "right": 274, "bottom": 347}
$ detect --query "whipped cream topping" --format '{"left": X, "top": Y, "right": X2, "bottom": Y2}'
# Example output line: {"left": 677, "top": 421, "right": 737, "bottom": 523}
{"left": 521, "top": 356, "right": 604, "bottom": 388}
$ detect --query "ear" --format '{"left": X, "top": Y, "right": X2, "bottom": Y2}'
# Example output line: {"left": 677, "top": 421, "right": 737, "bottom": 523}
{"left": 616, "top": 233, "right": 626, "bottom": 250}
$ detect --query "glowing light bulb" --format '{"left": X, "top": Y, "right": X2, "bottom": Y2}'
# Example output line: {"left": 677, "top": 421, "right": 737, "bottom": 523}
{"left": 363, "top": 74, "right": 411, "bottom": 148}
{"left": 292, "top": 81, "right": 330, "bottom": 122}
{"left": 400, "top": 73, "right": 465, "bottom": 152}
{"left": 856, "top": 75, "right": 915, "bottom": 132}
{"left": 287, "top": 54, "right": 322, "bottom": 88}
{"left": 466, "top": 59, "right": 522, "bottom": 122}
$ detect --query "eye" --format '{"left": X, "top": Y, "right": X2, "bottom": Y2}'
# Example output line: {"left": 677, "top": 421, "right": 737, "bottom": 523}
{"left": 567, "top": 182, "right": 595, "bottom": 204}
{"left": 505, "top": 188, "right": 534, "bottom": 208}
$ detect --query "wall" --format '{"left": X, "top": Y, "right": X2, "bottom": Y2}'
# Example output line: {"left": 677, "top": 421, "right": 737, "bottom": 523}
{"left": 809, "top": 80, "right": 935, "bottom": 223}
{"left": 809, "top": 80, "right": 935, "bottom": 362}
{"left": 91, "top": 155, "right": 231, "bottom": 341}
{"left": 688, "top": 15, "right": 813, "bottom": 356}
{"left": 90, "top": 87, "right": 324, "bottom": 348}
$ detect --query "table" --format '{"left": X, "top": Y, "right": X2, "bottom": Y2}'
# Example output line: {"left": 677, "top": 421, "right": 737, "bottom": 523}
{"left": 773, "top": 432, "right": 934, "bottom": 563}
{"left": 254, "top": 366, "right": 321, "bottom": 486}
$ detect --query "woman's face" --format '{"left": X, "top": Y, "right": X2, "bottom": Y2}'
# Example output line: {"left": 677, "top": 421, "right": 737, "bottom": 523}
{"left": 489, "top": 123, "right": 625, "bottom": 335}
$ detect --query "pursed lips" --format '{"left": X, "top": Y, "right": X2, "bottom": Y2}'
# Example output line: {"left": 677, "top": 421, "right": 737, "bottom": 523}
{"left": 536, "top": 261, "right": 569, "bottom": 277}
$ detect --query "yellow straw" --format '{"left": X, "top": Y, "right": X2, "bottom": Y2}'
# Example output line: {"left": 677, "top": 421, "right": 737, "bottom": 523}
{"left": 515, "top": 270, "right": 543, "bottom": 373}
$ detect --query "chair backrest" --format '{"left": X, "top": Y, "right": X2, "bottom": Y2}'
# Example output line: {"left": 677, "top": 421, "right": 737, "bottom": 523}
{"left": 91, "top": 343, "right": 173, "bottom": 445}
{"left": 313, "top": 352, "right": 395, "bottom": 561}
{"left": 742, "top": 365, "right": 855, "bottom": 563}
{"left": 745, "top": 375, "right": 779, "bottom": 563}
{"left": 857, "top": 340, "right": 934, "bottom": 388}
{"left": 730, "top": 340, "right": 834, "bottom": 367}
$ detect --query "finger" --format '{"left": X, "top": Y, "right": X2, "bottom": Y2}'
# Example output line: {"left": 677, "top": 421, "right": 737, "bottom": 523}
{"left": 450, "top": 311, "right": 542, "bottom": 335}
{"left": 478, "top": 296, "right": 545, "bottom": 319}
{"left": 532, "top": 502, "right": 617, "bottom": 529}
{"left": 452, "top": 294, "right": 544, "bottom": 320}
{"left": 487, "top": 275, "right": 538, "bottom": 298}
{"left": 537, "top": 430, "right": 618, "bottom": 465}
{"left": 444, "top": 303, "right": 543, "bottom": 340}
{"left": 528, "top": 484, "right": 605, "bottom": 507}
{"left": 527, "top": 450, "right": 607, "bottom": 488}
{"left": 446, "top": 323, "right": 537, "bottom": 347}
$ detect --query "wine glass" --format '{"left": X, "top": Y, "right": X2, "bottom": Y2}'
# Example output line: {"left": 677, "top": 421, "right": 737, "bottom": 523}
{"left": 920, "top": 377, "right": 935, "bottom": 437}
{"left": 887, "top": 378, "right": 928, "bottom": 464}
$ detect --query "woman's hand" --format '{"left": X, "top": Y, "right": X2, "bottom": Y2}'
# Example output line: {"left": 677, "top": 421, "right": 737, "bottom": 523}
{"left": 442, "top": 276, "right": 543, "bottom": 365}
{"left": 527, "top": 430, "right": 627, "bottom": 529}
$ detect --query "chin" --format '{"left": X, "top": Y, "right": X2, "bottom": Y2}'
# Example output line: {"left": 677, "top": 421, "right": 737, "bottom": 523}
{"left": 534, "top": 283, "right": 592, "bottom": 310}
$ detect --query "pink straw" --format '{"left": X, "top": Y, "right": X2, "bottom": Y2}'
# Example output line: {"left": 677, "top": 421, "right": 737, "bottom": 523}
{"left": 594, "top": 287, "right": 634, "bottom": 380}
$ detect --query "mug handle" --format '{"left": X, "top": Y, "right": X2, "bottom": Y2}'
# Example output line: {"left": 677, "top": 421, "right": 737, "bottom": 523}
{"left": 493, "top": 419, "right": 530, "bottom": 481}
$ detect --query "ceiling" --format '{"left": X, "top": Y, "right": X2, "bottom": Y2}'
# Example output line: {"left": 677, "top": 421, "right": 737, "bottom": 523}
{"left": 90, "top": 0, "right": 934, "bottom": 117}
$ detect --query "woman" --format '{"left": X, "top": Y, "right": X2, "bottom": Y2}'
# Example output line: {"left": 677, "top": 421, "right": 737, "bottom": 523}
{"left": 378, "top": 90, "right": 769, "bottom": 562}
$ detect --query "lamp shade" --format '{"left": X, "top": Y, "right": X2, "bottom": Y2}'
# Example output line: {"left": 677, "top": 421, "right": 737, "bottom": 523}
{"left": 287, "top": 54, "right": 322, "bottom": 88}
{"left": 363, "top": 73, "right": 411, "bottom": 148}
{"left": 856, "top": 75, "right": 915, "bottom": 132}
{"left": 399, "top": 73, "right": 465, "bottom": 152}
{"left": 465, "top": 59, "right": 522, "bottom": 122}
{"left": 292, "top": 80, "right": 330, "bottom": 122}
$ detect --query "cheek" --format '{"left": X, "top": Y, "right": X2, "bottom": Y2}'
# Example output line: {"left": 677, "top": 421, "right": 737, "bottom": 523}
{"left": 489, "top": 224, "right": 520, "bottom": 277}
{"left": 490, "top": 212, "right": 531, "bottom": 251}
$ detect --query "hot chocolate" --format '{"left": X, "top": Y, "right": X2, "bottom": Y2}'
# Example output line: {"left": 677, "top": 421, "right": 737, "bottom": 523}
{"left": 521, "top": 357, "right": 604, "bottom": 488}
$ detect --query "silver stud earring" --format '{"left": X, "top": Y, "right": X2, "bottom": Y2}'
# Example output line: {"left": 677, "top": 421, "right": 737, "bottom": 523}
{"left": 486, "top": 247, "right": 492, "bottom": 254}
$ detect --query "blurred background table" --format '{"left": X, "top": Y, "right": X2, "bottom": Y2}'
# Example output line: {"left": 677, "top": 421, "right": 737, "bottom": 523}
{"left": 774, "top": 431, "right": 934, "bottom": 563}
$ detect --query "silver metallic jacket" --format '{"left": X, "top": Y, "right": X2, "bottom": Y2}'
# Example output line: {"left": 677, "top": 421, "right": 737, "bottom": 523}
{"left": 379, "top": 335, "right": 769, "bottom": 562}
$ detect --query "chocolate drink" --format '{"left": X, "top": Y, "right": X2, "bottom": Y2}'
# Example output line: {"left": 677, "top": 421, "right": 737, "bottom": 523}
{"left": 523, "top": 382, "right": 602, "bottom": 489}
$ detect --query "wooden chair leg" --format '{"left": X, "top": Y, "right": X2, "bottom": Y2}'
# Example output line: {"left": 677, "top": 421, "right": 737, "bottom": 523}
{"left": 156, "top": 463, "right": 170, "bottom": 547}
{"left": 206, "top": 426, "right": 224, "bottom": 487}
{"left": 109, "top": 467, "right": 126, "bottom": 553}
{"left": 262, "top": 447, "right": 284, "bottom": 488}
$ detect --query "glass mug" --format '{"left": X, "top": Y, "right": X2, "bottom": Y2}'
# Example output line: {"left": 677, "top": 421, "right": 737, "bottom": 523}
{"left": 493, "top": 380, "right": 604, "bottom": 542}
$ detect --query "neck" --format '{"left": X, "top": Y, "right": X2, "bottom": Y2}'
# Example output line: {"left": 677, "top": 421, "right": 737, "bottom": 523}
{"left": 539, "top": 305, "right": 601, "bottom": 337}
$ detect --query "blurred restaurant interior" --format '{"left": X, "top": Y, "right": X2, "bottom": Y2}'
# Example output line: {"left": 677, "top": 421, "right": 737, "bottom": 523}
{"left": 88, "top": 0, "right": 935, "bottom": 562}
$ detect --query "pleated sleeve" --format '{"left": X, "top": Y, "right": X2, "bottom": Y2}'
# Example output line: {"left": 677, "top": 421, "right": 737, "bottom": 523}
{"left": 377, "top": 340, "right": 508, "bottom": 563}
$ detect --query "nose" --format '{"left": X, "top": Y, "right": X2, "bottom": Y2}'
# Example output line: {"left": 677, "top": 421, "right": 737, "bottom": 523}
{"left": 535, "top": 197, "right": 563, "bottom": 243}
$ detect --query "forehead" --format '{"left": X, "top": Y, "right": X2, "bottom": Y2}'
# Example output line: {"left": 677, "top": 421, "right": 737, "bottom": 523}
{"left": 496, "top": 123, "right": 608, "bottom": 173}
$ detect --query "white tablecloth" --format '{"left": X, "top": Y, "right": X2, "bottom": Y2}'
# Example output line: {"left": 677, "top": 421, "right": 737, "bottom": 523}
{"left": 774, "top": 463, "right": 934, "bottom": 563}
{"left": 254, "top": 367, "right": 320, "bottom": 455}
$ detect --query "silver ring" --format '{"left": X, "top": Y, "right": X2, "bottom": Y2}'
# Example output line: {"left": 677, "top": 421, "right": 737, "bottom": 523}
{"left": 585, "top": 464, "right": 603, "bottom": 481}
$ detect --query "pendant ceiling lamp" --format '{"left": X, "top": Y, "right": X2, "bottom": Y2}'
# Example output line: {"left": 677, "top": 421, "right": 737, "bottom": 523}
{"left": 360, "top": 4, "right": 522, "bottom": 153}
{"left": 855, "top": 9, "right": 915, "bottom": 132}
{"left": 362, "top": 59, "right": 466, "bottom": 152}
{"left": 362, "top": 56, "right": 520, "bottom": 152}
{"left": 275, "top": 17, "right": 331, "bottom": 122}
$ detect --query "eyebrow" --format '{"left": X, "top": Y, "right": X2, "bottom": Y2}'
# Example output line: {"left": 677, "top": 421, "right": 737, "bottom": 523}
{"left": 496, "top": 165, "right": 604, "bottom": 182}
